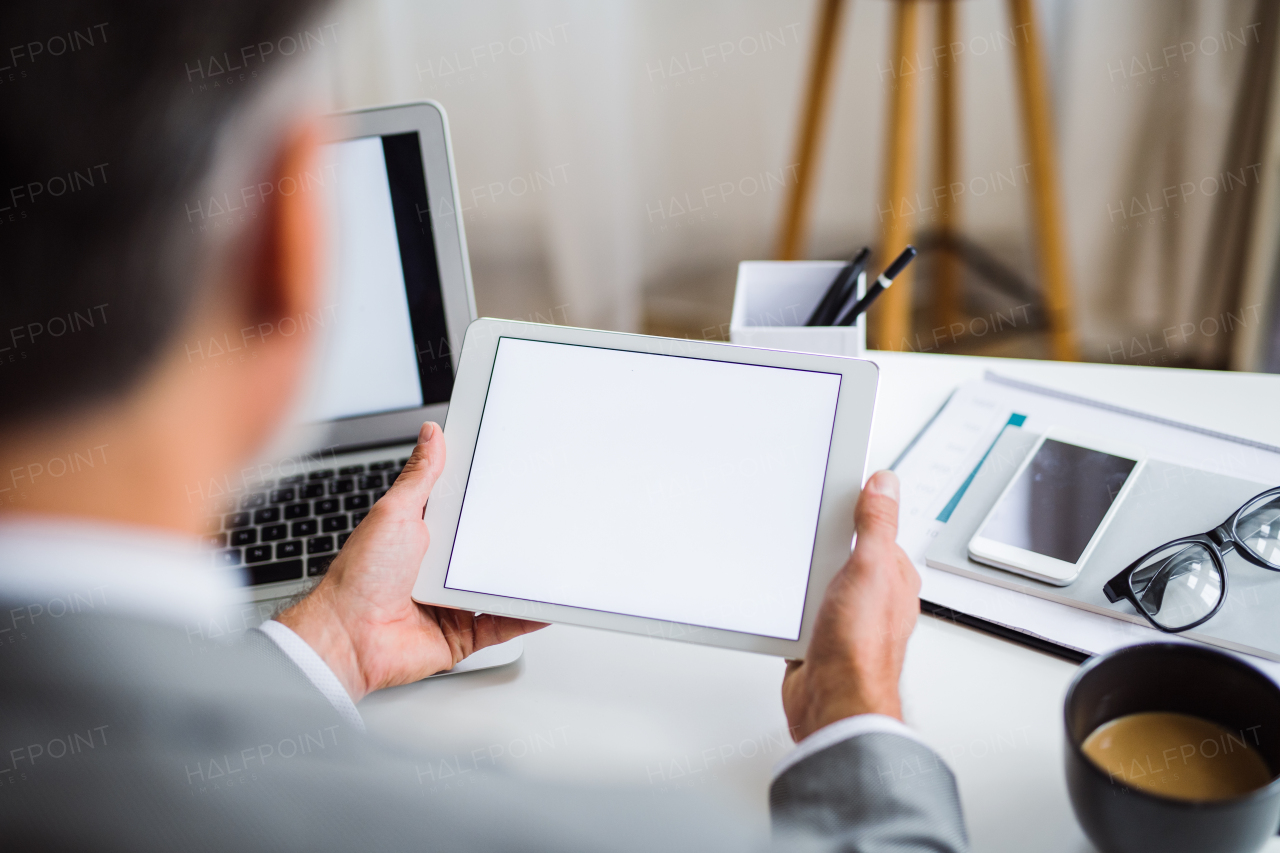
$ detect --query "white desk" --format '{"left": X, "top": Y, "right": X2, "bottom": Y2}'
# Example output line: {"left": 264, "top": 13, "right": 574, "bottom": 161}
{"left": 360, "top": 352, "right": 1280, "bottom": 853}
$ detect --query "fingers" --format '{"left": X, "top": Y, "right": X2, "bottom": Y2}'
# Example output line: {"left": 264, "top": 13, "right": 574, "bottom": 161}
{"left": 849, "top": 469, "right": 916, "bottom": 590}
{"left": 386, "top": 422, "right": 445, "bottom": 508}
{"left": 430, "top": 608, "right": 547, "bottom": 663}
{"left": 472, "top": 614, "right": 548, "bottom": 652}
{"left": 855, "top": 469, "right": 900, "bottom": 545}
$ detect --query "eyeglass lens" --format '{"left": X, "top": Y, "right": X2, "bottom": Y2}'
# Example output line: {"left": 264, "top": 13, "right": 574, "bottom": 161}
{"left": 1236, "top": 493, "right": 1280, "bottom": 568}
{"left": 1129, "top": 542, "right": 1222, "bottom": 630}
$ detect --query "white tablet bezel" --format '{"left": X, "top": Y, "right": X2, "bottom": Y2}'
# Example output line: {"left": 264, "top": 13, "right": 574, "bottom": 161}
{"left": 411, "top": 318, "right": 879, "bottom": 658}
{"left": 968, "top": 427, "right": 1147, "bottom": 586}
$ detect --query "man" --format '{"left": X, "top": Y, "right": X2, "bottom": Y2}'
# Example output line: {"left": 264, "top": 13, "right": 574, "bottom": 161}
{"left": 0, "top": 3, "right": 968, "bottom": 850}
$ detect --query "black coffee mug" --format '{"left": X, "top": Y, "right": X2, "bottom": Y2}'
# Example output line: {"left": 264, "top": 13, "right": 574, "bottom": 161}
{"left": 1064, "top": 643, "right": 1280, "bottom": 853}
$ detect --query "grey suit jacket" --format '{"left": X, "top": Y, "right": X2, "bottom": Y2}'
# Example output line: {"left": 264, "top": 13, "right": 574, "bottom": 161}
{"left": 0, "top": 602, "right": 967, "bottom": 852}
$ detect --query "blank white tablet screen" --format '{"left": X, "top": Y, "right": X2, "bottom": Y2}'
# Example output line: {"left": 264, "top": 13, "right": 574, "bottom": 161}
{"left": 444, "top": 337, "right": 842, "bottom": 640}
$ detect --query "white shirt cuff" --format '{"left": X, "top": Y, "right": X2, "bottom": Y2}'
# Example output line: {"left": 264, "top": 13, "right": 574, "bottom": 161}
{"left": 772, "top": 714, "right": 929, "bottom": 781}
{"left": 257, "top": 620, "right": 365, "bottom": 732}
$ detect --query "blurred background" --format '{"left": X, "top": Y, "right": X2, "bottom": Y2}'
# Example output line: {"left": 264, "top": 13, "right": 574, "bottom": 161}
{"left": 314, "top": 0, "right": 1280, "bottom": 371}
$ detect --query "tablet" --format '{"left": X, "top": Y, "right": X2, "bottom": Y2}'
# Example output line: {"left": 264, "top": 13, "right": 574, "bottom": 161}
{"left": 411, "top": 319, "right": 878, "bottom": 657}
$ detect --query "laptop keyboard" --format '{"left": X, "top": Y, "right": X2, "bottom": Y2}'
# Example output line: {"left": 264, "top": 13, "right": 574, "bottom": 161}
{"left": 202, "top": 456, "right": 408, "bottom": 586}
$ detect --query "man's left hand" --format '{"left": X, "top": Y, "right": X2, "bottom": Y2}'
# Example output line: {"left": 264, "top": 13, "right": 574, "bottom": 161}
{"left": 277, "top": 422, "right": 545, "bottom": 702}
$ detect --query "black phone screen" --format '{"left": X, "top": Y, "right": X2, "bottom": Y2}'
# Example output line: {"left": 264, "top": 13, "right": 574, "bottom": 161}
{"left": 978, "top": 438, "right": 1137, "bottom": 564}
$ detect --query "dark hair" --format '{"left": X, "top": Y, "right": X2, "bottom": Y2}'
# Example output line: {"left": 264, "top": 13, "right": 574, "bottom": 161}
{"left": 0, "top": 1, "right": 328, "bottom": 425}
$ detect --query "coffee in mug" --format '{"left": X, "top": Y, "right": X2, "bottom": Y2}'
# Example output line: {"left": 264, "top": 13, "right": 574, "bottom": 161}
{"left": 1082, "top": 711, "right": 1271, "bottom": 801}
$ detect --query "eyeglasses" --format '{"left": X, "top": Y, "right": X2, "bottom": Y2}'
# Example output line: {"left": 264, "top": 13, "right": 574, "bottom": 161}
{"left": 1103, "top": 487, "right": 1280, "bottom": 633}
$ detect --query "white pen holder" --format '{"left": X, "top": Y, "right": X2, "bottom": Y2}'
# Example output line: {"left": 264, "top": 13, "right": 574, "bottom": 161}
{"left": 729, "top": 261, "right": 866, "bottom": 357}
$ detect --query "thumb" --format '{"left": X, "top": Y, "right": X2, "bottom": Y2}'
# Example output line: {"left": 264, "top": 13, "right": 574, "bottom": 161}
{"left": 386, "top": 422, "right": 445, "bottom": 508}
{"left": 854, "top": 470, "right": 900, "bottom": 545}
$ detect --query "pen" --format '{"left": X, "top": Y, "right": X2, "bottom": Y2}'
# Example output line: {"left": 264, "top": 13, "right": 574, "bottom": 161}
{"left": 835, "top": 245, "right": 917, "bottom": 326}
{"left": 805, "top": 246, "right": 871, "bottom": 326}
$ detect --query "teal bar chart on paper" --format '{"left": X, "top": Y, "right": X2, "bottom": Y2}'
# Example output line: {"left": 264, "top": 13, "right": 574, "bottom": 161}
{"left": 935, "top": 413, "right": 1027, "bottom": 523}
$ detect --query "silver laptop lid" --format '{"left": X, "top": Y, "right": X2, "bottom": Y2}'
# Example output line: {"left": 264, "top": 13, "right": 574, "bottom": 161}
{"left": 301, "top": 101, "right": 475, "bottom": 453}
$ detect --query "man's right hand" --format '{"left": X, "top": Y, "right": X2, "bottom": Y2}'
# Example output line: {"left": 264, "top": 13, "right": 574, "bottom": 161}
{"left": 781, "top": 470, "right": 921, "bottom": 741}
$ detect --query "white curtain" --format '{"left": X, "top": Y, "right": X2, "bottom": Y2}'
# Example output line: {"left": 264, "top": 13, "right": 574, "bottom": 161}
{"left": 1054, "top": 0, "right": 1271, "bottom": 366}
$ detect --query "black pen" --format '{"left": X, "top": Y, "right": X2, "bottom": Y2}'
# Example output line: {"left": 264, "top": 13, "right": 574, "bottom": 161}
{"left": 835, "top": 245, "right": 917, "bottom": 326}
{"left": 805, "top": 247, "right": 871, "bottom": 326}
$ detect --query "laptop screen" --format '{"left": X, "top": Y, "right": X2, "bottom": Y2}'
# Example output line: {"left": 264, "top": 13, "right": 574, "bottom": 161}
{"left": 304, "top": 132, "right": 454, "bottom": 423}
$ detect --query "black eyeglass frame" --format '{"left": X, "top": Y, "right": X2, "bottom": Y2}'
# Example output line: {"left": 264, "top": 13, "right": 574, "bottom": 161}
{"left": 1102, "top": 486, "right": 1280, "bottom": 633}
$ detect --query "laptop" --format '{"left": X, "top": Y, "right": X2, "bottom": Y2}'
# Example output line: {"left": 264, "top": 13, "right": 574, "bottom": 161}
{"left": 201, "top": 101, "right": 475, "bottom": 604}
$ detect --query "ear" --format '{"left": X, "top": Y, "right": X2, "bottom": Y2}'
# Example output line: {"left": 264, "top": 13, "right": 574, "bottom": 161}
{"left": 252, "top": 122, "right": 323, "bottom": 336}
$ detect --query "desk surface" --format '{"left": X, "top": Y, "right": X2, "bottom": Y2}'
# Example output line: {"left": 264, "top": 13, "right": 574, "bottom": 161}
{"left": 361, "top": 352, "right": 1280, "bottom": 853}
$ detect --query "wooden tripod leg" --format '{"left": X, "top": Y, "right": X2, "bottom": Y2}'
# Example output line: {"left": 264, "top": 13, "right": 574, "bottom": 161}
{"left": 934, "top": 0, "right": 963, "bottom": 331}
{"left": 1007, "top": 0, "right": 1079, "bottom": 361}
{"left": 871, "top": 0, "right": 920, "bottom": 351}
{"left": 776, "top": 0, "right": 847, "bottom": 260}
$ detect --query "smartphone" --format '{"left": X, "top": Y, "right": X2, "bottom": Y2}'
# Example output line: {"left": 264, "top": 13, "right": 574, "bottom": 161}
{"left": 968, "top": 428, "right": 1146, "bottom": 586}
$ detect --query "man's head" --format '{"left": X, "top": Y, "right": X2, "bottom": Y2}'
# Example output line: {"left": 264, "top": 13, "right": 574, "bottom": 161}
{"left": 0, "top": 1, "right": 334, "bottom": 530}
